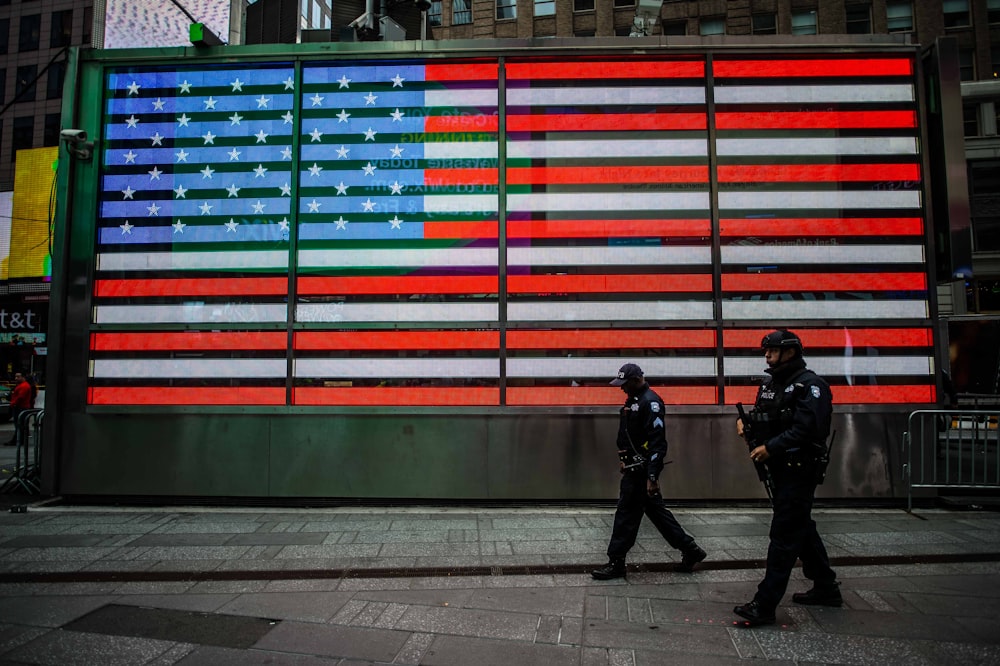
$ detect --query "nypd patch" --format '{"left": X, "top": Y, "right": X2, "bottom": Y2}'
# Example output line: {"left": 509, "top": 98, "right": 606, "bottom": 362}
{"left": 651, "top": 402, "right": 660, "bottom": 412}
{"left": 811, "top": 385, "right": 821, "bottom": 398}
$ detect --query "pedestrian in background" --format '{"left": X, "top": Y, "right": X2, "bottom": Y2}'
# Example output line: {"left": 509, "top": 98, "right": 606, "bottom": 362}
{"left": 592, "top": 363, "right": 707, "bottom": 580}
{"left": 7, "top": 371, "right": 33, "bottom": 446}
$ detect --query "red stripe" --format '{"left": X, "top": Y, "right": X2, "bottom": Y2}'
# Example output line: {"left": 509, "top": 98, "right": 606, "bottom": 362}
{"left": 298, "top": 275, "right": 498, "bottom": 296}
{"left": 508, "top": 219, "right": 711, "bottom": 238}
{"left": 295, "top": 330, "right": 499, "bottom": 351}
{"left": 723, "top": 328, "right": 934, "bottom": 349}
{"left": 423, "top": 221, "right": 499, "bottom": 239}
{"left": 508, "top": 329, "right": 716, "bottom": 349}
{"left": 508, "top": 165, "right": 709, "bottom": 185}
{"left": 713, "top": 58, "right": 913, "bottom": 78}
{"left": 424, "top": 115, "right": 499, "bottom": 132}
{"left": 716, "top": 111, "right": 916, "bottom": 130}
{"left": 509, "top": 274, "right": 712, "bottom": 294}
{"left": 726, "top": 384, "right": 933, "bottom": 405}
{"left": 507, "top": 386, "right": 717, "bottom": 406}
{"left": 506, "top": 60, "right": 705, "bottom": 80}
{"left": 94, "top": 277, "right": 287, "bottom": 298}
{"left": 294, "top": 386, "right": 500, "bottom": 406}
{"left": 90, "top": 331, "right": 287, "bottom": 351}
{"left": 424, "top": 62, "right": 499, "bottom": 81}
{"left": 425, "top": 169, "right": 499, "bottom": 186}
{"left": 507, "top": 113, "right": 707, "bottom": 132}
{"left": 721, "top": 272, "right": 927, "bottom": 292}
{"left": 720, "top": 217, "right": 923, "bottom": 237}
{"left": 88, "top": 386, "right": 285, "bottom": 405}
{"left": 718, "top": 164, "right": 920, "bottom": 183}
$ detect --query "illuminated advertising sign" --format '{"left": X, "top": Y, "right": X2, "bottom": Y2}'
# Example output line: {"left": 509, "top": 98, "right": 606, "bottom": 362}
{"left": 101, "top": 0, "right": 231, "bottom": 48}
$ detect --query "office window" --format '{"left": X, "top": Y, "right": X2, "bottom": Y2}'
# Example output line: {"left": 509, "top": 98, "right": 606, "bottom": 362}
{"left": 574, "top": 29, "right": 595, "bottom": 36}
{"left": 535, "top": 0, "right": 555, "bottom": 17}
{"left": 0, "top": 69, "right": 5, "bottom": 105}
{"left": 791, "top": 10, "right": 817, "bottom": 34}
{"left": 12, "top": 116, "right": 33, "bottom": 159}
{"left": 992, "top": 45, "right": 1000, "bottom": 79}
{"left": 846, "top": 3, "right": 872, "bottom": 34}
{"left": 887, "top": 1, "right": 913, "bottom": 32}
{"left": 497, "top": 0, "right": 516, "bottom": 20}
{"left": 959, "top": 48, "right": 975, "bottom": 81}
{"left": 963, "top": 103, "right": 979, "bottom": 137}
{"left": 43, "top": 113, "right": 60, "bottom": 147}
{"left": 613, "top": 0, "right": 633, "bottom": 6}
{"left": 699, "top": 17, "right": 724, "bottom": 36}
{"left": 663, "top": 20, "right": 686, "bottom": 36}
{"left": 428, "top": 1, "right": 441, "bottom": 26}
{"left": 18, "top": 14, "right": 41, "bottom": 51}
{"left": 51, "top": 9, "right": 73, "bottom": 48}
{"left": 574, "top": 0, "right": 594, "bottom": 10}
{"left": 15, "top": 65, "right": 37, "bottom": 102}
{"left": 969, "top": 160, "right": 1000, "bottom": 252}
{"left": 0, "top": 18, "right": 8, "bottom": 54}
{"left": 453, "top": 0, "right": 472, "bottom": 24}
{"left": 752, "top": 13, "right": 776, "bottom": 35}
{"left": 614, "top": 25, "right": 631, "bottom": 36}
{"left": 82, "top": 6, "right": 93, "bottom": 45}
{"left": 47, "top": 60, "right": 66, "bottom": 100}
{"left": 943, "top": 0, "right": 970, "bottom": 28}
{"left": 989, "top": 0, "right": 1000, "bottom": 23}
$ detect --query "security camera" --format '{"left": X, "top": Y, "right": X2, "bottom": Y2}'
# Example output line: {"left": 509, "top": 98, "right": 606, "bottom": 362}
{"left": 60, "top": 129, "right": 94, "bottom": 160}
{"left": 60, "top": 129, "right": 88, "bottom": 143}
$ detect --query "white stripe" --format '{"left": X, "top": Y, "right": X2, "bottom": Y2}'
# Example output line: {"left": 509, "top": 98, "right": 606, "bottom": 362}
{"left": 93, "top": 304, "right": 288, "bottom": 324}
{"left": 509, "top": 301, "right": 713, "bottom": 322}
{"left": 508, "top": 192, "right": 709, "bottom": 212}
{"left": 509, "top": 246, "right": 712, "bottom": 266}
{"left": 423, "top": 194, "right": 498, "bottom": 214}
{"left": 719, "top": 190, "right": 921, "bottom": 210}
{"left": 425, "top": 88, "right": 498, "bottom": 108}
{"left": 716, "top": 137, "right": 918, "bottom": 156}
{"left": 508, "top": 139, "right": 708, "bottom": 159}
{"left": 507, "top": 356, "right": 717, "bottom": 378}
{"left": 722, "top": 300, "right": 928, "bottom": 320}
{"left": 507, "top": 86, "right": 705, "bottom": 106}
{"left": 721, "top": 245, "right": 925, "bottom": 264}
{"left": 724, "top": 355, "right": 933, "bottom": 377}
{"left": 423, "top": 142, "right": 499, "bottom": 160}
{"left": 96, "top": 251, "right": 289, "bottom": 271}
{"left": 714, "top": 84, "right": 914, "bottom": 104}
{"left": 295, "top": 357, "right": 499, "bottom": 379}
{"left": 296, "top": 302, "right": 498, "bottom": 323}
{"left": 91, "top": 358, "right": 287, "bottom": 379}
{"left": 298, "top": 248, "right": 497, "bottom": 269}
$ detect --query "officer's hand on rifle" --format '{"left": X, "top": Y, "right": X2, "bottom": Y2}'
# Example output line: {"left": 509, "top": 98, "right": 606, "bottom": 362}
{"left": 750, "top": 445, "right": 770, "bottom": 463}
{"left": 646, "top": 479, "right": 660, "bottom": 497}
{"left": 737, "top": 418, "right": 746, "bottom": 438}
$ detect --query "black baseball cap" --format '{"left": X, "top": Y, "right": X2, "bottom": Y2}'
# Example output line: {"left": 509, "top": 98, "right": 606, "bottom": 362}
{"left": 610, "top": 363, "right": 643, "bottom": 386}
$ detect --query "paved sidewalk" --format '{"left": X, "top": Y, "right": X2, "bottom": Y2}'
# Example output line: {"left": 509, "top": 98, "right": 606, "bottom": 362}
{"left": 0, "top": 500, "right": 998, "bottom": 665}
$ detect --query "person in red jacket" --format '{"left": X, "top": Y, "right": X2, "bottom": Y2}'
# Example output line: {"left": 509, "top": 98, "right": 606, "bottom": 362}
{"left": 7, "top": 372, "right": 33, "bottom": 446}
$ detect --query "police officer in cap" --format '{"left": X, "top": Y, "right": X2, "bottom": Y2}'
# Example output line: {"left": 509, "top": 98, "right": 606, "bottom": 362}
{"left": 592, "top": 363, "right": 707, "bottom": 579}
{"left": 734, "top": 330, "right": 841, "bottom": 626}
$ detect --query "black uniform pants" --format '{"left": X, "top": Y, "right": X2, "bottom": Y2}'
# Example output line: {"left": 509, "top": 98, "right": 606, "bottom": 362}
{"left": 607, "top": 471, "right": 695, "bottom": 560}
{"left": 755, "top": 464, "right": 836, "bottom": 609}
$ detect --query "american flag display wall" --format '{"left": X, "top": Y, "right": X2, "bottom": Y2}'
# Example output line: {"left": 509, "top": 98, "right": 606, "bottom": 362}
{"left": 90, "top": 52, "right": 935, "bottom": 408}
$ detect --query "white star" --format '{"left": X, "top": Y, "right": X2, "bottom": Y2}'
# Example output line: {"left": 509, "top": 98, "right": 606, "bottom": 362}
{"left": 150, "top": 132, "right": 163, "bottom": 146}
{"left": 203, "top": 96, "right": 217, "bottom": 110}
{"left": 364, "top": 92, "right": 377, "bottom": 106}
{"left": 179, "top": 80, "right": 192, "bottom": 93}
{"left": 278, "top": 217, "right": 290, "bottom": 231}
{"left": 308, "top": 163, "right": 323, "bottom": 177}
{"left": 120, "top": 220, "right": 133, "bottom": 234}
{"left": 229, "top": 112, "right": 243, "bottom": 125}
{"left": 172, "top": 220, "right": 186, "bottom": 233}
{"left": 337, "top": 75, "right": 351, "bottom": 88}
{"left": 280, "top": 182, "right": 292, "bottom": 196}
{"left": 251, "top": 200, "right": 266, "bottom": 214}
{"left": 127, "top": 81, "right": 141, "bottom": 95}
{"left": 363, "top": 127, "right": 377, "bottom": 141}
{"left": 148, "top": 166, "right": 162, "bottom": 180}
{"left": 362, "top": 198, "right": 376, "bottom": 212}
{"left": 201, "top": 165, "right": 215, "bottom": 179}
{"left": 310, "top": 128, "right": 323, "bottom": 142}
{"left": 228, "top": 148, "right": 241, "bottom": 161}
{"left": 230, "top": 78, "right": 244, "bottom": 91}
{"left": 334, "top": 216, "right": 348, "bottom": 230}
{"left": 199, "top": 202, "right": 213, "bottom": 215}
{"left": 176, "top": 113, "right": 190, "bottom": 127}
{"left": 307, "top": 199, "right": 321, "bottom": 213}
{"left": 310, "top": 93, "right": 324, "bottom": 106}
{"left": 335, "top": 182, "right": 348, "bottom": 195}
{"left": 255, "top": 129, "right": 268, "bottom": 143}
{"left": 363, "top": 162, "right": 376, "bottom": 176}
{"left": 280, "top": 147, "right": 292, "bottom": 160}
{"left": 253, "top": 164, "right": 268, "bottom": 178}
{"left": 123, "top": 150, "right": 137, "bottom": 164}
{"left": 337, "top": 109, "right": 351, "bottom": 123}
{"left": 256, "top": 95, "right": 270, "bottom": 108}
{"left": 283, "top": 77, "right": 295, "bottom": 90}
{"left": 202, "top": 131, "right": 216, "bottom": 144}
{"left": 225, "top": 218, "right": 239, "bottom": 232}
{"left": 174, "top": 184, "right": 187, "bottom": 198}
{"left": 336, "top": 145, "right": 350, "bottom": 159}
{"left": 125, "top": 115, "right": 139, "bottom": 128}
{"left": 389, "top": 215, "right": 403, "bottom": 229}
{"left": 152, "top": 97, "right": 165, "bottom": 110}
{"left": 122, "top": 186, "right": 136, "bottom": 199}
{"left": 147, "top": 203, "right": 160, "bottom": 216}
{"left": 390, "top": 108, "right": 404, "bottom": 122}
{"left": 226, "top": 184, "right": 241, "bottom": 197}
{"left": 391, "top": 74, "right": 405, "bottom": 87}
{"left": 390, "top": 144, "right": 404, "bottom": 158}
{"left": 282, "top": 111, "right": 294, "bottom": 124}
{"left": 389, "top": 181, "right": 404, "bottom": 195}
{"left": 175, "top": 149, "right": 189, "bottom": 162}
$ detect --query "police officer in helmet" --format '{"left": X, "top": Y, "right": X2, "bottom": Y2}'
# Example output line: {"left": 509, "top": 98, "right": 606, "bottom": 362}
{"left": 592, "top": 363, "right": 706, "bottom": 580}
{"left": 734, "top": 330, "right": 841, "bottom": 626}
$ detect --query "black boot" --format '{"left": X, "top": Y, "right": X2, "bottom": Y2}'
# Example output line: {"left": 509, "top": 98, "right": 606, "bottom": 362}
{"left": 591, "top": 559, "right": 626, "bottom": 580}
{"left": 676, "top": 544, "right": 706, "bottom": 573}
{"left": 733, "top": 599, "right": 776, "bottom": 627}
{"left": 792, "top": 582, "right": 843, "bottom": 607}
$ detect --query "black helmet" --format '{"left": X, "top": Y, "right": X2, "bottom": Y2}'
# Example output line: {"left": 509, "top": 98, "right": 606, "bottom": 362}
{"left": 760, "top": 330, "right": 802, "bottom": 353}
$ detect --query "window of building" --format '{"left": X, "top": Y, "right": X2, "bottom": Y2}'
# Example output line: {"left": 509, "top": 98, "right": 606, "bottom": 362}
{"left": 428, "top": 1, "right": 441, "bottom": 26}
{"left": 0, "top": 69, "right": 5, "bottom": 105}
{"left": 535, "top": 0, "right": 555, "bottom": 16}
{"left": 614, "top": 25, "right": 631, "bottom": 36}
{"left": 575, "top": 29, "right": 595, "bottom": 36}
{"left": 453, "top": 0, "right": 472, "bottom": 24}
{"left": 574, "top": 0, "right": 595, "bottom": 10}
{"left": 613, "top": 0, "right": 634, "bottom": 6}
{"left": 791, "top": 10, "right": 817, "bottom": 34}
{"left": 959, "top": 48, "right": 975, "bottom": 81}
{"left": 846, "top": 3, "right": 872, "bottom": 33}
{"left": 50, "top": 9, "right": 73, "bottom": 48}
{"left": 886, "top": 1, "right": 913, "bottom": 33}
{"left": 969, "top": 160, "right": 1000, "bottom": 253}
{"left": 82, "top": 6, "right": 93, "bottom": 45}
{"left": 992, "top": 45, "right": 1000, "bottom": 78}
{"left": 963, "top": 103, "right": 979, "bottom": 137}
{"left": 989, "top": 0, "right": 1000, "bottom": 24}
{"left": 699, "top": 16, "right": 724, "bottom": 36}
{"left": 43, "top": 113, "right": 60, "bottom": 147}
{"left": 663, "top": 20, "right": 686, "bottom": 36}
{"left": 942, "top": 0, "right": 970, "bottom": 28}
{"left": 15, "top": 64, "right": 37, "bottom": 102}
{"left": 47, "top": 60, "right": 66, "bottom": 100}
{"left": 18, "top": 14, "right": 41, "bottom": 51}
{"left": 0, "top": 18, "right": 9, "bottom": 54}
{"left": 496, "top": 0, "right": 516, "bottom": 20}
{"left": 12, "top": 116, "right": 33, "bottom": 159}
{"left": 752, "top": 13, "right": 776, "bottom": 35}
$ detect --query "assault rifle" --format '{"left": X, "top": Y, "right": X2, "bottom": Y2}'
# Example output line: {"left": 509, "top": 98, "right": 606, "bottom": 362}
{"left": 737, "top": 402, "right": 774, "bottom": 503}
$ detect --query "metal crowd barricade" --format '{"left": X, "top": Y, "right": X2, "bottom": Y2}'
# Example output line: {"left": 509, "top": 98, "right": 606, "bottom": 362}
{"left": 0, "top": 408, "right": 44, "bottom": 494}
{"left": 903, "top": 408, "right": 1000, "bottom": 511}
